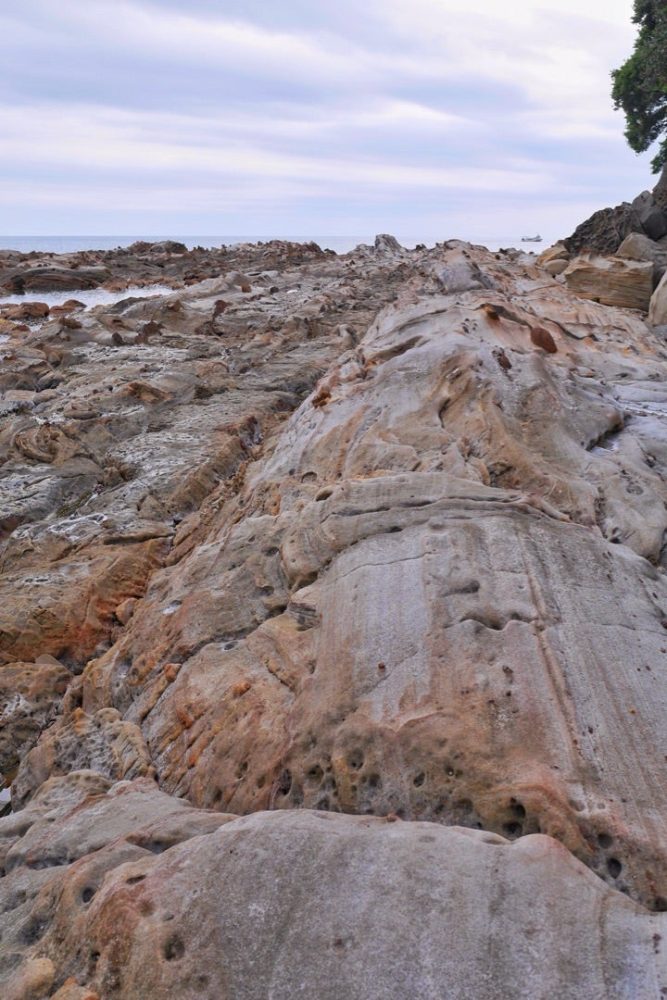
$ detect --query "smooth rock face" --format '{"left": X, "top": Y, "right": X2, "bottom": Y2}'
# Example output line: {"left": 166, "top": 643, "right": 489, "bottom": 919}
{"left": 1, "top": 791, "right": 665, "bottom": 1000}
{"left": 2, "top": 237, "right": 667, "bottom": 996}
{"left": 563, "top": 255, "right": 654, "bottom": 310}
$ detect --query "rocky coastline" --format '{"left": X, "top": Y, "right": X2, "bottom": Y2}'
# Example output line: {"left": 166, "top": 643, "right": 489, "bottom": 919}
{"left": 1, "top": 229, "right": 667, "bottom": 998}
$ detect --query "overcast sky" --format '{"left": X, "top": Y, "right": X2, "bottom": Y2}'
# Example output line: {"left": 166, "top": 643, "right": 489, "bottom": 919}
{"left": 0, "top": 0, "right": 656, "bottom": 243}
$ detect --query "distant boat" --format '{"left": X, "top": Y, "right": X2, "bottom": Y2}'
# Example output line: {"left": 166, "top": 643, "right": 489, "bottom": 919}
{"left": 521, "top": 234, "right": 543, "bottom": 243}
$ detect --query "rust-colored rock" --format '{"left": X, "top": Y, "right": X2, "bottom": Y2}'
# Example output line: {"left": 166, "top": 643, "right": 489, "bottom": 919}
{"left": 2, "top": 236, "right": 667, "bottom": 997}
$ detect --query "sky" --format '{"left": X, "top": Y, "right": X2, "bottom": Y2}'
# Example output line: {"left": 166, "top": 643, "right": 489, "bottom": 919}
{"left": 0, "top": 0, "right": 658, "bottom": 243}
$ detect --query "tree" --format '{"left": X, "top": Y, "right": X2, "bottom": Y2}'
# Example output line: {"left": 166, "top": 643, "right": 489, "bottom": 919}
{"left": 612, "top": 0, "right": 667, "bottom": 172}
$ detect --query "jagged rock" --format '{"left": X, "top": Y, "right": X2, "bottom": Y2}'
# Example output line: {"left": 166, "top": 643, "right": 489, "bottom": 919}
{"left": 374, "top": 233, "right": 403, "bottom": 254}
{"left": 563, "top": 203, "right": 644, "bottom": 256}
{"left": 563, "top": 255, "right": 654, "bottom": 310}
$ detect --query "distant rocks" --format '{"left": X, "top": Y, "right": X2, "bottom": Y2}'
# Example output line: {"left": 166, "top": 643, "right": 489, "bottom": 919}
{"left": 1, "top": 265, "right": 110, "bottom": 294}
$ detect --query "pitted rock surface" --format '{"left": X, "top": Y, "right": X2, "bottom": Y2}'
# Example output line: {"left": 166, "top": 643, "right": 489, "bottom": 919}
{"left": 2, "top": 237, "right": 667, "bottom": 997}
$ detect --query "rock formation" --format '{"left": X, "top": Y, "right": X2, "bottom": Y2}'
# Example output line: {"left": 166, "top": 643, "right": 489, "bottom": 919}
{"left": 564, "top": 171, "right": 667, "bottom": 257}
{"left": 1, "top": 237, "right": 667, "bottom": 997}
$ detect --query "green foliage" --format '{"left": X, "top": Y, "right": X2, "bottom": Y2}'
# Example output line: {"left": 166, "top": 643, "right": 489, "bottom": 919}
{"left": 612, "top": 0, "right": 667, "bottom": 171}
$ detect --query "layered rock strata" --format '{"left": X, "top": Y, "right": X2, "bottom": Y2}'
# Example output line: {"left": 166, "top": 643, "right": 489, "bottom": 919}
{"left": 1, "top": 238, "right": 667, "bottom": 997}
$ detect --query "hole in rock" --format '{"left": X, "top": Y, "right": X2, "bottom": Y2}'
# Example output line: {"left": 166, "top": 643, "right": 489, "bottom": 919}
{"left": 503, "top": 822, "right": 523, "bottom": 838}
{"left": 163, "top": 935, "right": 185, "bottom": 961}
{"left": 81, "top": 887, "right": 96, "bottom": 904}
{"left": 607, "top": 858, "right": 622, "bottom": 879}
{"left": 597, "top": 833, "right": 613, "bottom": 850}
{"left": 413, "top": 772, "right": 426, "bottom": 787}
{"left": 510, "top": 799, "right": 526, "bottom": 819}
{"left": 277, "top": 769, "right": 292, "bottom": 795}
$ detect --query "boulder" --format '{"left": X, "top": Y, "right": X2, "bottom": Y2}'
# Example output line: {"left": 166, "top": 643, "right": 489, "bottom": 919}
{"left": 653, "top": 163, "right": 667, "bottom": 212}
{"left": 649, "top": 268, "right": 667, "bottom": 325}
{"left": 618, "top": 231, "right": 667, "bottom": 284}
{"left": 537, "top": 242, "right": 568, "bottom": 265}
{"left": 563, "top": 255, "right": 654, "bottom": 310}
{"left": 1, "top": 266, "right": 109, "bottom": 294}
{"left": 543, "top": 258, "right": 568, "bottom": 276}
{"left": 632, "top": 190, "right": 667, "bottom": 240}
{"left": 1, "top": 801, "right": 664, "bottom": 1000}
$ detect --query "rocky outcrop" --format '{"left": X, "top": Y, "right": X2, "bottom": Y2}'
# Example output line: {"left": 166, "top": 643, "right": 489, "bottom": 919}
{"left": 563, "top": 254, "right": 654, "bottom": 310}
{"left": 0, "top": 240, "right": 330, "bottom": 295}
{"left": 563, "top": 203, "right": 645, "bottom": 256}
{"left": 1, "top": 784, "right": 664, "bottom": 1000}
{"left": 564, "top": 183, "right": 667, "bottom": 257}
{"left": 2, "top": 237, "right": 667, "bottom": 996}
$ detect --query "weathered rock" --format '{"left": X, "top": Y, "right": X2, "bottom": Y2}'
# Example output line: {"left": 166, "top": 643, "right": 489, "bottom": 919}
{"left": 0, "top": 660, "right": 70, "bottom": 782}
{"left": 3, "top": 237, "right": 667, "bottom": 996}
{"left": 563, "top": 203, "right": 644, "bottom": 256}
{"left": 563, "top": 255, "right": 654, "bottom": 310}
{"left": 537, "top": 242, "right": 568, "bottom": 265}
{"left": 649, "top": 268, "right": 667, "bottom": 326}
{"left": 632, "top": 190, "right": 667, "bottom": 241}
{"left": 1, "top": 792, "right": 665, "bottom": 1000}
{"left": 543, "top": 258, "right": 568, "bottom": 276}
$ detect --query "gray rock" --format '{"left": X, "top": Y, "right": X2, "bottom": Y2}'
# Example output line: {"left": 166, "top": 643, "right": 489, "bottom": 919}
{"left": 632, "top": 191, "right": 667, "bottom": 240}
{"left": 3, "top": 806, "right": 663, "bottom": 1000}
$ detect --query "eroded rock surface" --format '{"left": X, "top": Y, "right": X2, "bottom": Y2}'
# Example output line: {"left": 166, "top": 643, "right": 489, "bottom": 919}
{"left": 2, "top": 790, "right": 665, "bottom": 1000}
{"left": 2, "top": 237, "right": 667, "bottom": 997}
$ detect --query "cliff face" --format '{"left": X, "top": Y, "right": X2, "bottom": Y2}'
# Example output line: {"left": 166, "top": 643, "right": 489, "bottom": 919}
{"left": 1, "top": 238, "right": 667, "bottom": 998}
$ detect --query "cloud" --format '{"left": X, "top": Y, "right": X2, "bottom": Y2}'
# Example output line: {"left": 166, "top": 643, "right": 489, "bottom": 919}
{"left": 0, "top": 0, "right": 654, "bottom": 241}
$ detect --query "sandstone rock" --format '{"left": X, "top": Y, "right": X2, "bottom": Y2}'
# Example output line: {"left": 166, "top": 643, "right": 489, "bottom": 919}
{"left": 543, "top": 258, "right": 568, "bottom": 276}
{"left": 1, "top": 302, "right": 49, "bottom": 322}
{"left": 2, "top": 804, "right": 665, "bottom": 999}
{"left": 3, "top": 236, "right": 667, "bottom": 996}
{"left": 563, "top": 255, "right": 654, "bottom": 310}
{"left": 12, "top": 708, "right": 155, "bottom": 808}
{"left": 649, "top": 269, "right": 667, "bottom": 326}
{"left": 0, "top": 660, "right": 71, "bottom": 781}
{"left": 537, "top": 242, "right": 568, "bottom": 265}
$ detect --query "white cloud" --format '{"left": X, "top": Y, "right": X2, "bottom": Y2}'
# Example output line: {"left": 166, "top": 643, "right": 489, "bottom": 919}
{"left": 0, "top": 0, "right": 653, "bottom": 238}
